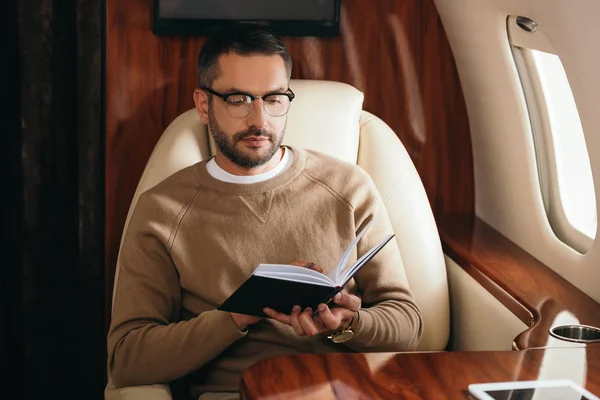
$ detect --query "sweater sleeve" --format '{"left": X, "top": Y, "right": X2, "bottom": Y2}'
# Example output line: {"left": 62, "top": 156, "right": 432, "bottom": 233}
{"left": 107, "top": 191, "right": 247, "bottom": 388}
{"left": 341, "top": 171, "right": 424, "bottom": 352}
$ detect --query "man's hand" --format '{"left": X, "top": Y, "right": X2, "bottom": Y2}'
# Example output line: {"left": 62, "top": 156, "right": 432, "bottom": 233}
{"left": 263, "top": 290, "right": 361, "bottom": 337}
{"left": 288, "top": 259, "right": 324, "bottom": 273}
{"left": 230, "top": 260, "right": 325, "bottom": 331}
{"left": 230, "top": 312, "right": 261, "bottom": 331}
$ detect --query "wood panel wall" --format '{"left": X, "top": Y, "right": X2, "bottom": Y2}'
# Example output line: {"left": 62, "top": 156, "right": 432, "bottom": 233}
{"left": 10, "top": 0, "right": 105, "bottom": 398}
{"left": 3, "top": 0, "right": 21, "bottom": 391}
{"left": 105, "top": 0, "right": 474, "bottom": 320}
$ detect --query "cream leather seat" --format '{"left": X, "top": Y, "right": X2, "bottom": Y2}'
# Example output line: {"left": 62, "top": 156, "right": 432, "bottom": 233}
{"left": 105, "top": 79, "right": 450, "bottom": 400}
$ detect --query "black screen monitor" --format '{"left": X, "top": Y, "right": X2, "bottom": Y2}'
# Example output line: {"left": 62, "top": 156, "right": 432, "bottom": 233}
{"left": 153, "top": 0, "right": 341, "bottom": 37}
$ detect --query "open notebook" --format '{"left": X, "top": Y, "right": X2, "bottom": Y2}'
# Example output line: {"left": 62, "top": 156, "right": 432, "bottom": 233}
{"left": 218, "top": 220, "right": 395, "bottom": 317}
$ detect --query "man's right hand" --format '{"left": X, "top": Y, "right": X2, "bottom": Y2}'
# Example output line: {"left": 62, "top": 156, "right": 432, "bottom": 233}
{"left": 229, "top": 260, "right": 324, "bottom": 331}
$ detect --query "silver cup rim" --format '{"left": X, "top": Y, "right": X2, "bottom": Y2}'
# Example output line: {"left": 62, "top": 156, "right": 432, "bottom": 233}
{"left": 548, "top": 324, "right": 600, "bottom": 343}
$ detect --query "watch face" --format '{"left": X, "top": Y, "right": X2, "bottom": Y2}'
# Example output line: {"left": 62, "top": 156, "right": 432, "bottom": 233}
{"left": 332, "top": 330, "right": 354, "bottom": 343}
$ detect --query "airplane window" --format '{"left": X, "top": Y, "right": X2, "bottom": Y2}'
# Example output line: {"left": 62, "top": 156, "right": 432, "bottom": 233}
{"left": 512, "top": 46, "right": 597, "bottom": 252}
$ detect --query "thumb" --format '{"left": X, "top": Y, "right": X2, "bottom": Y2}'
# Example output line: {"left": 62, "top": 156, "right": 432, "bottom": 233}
{"left": 333, "top": 291, "right": 361, "bottom": 311}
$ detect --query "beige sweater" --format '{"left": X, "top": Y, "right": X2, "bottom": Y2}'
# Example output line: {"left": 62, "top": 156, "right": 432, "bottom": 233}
{"left": 107, "top": 147, "right": 423, "bottom": 395}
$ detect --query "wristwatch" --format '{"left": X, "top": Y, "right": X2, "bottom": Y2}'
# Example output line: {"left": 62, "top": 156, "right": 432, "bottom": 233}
{"left": 327, "top": 312, "right": 358, "bottom": 343}
{"left": 327, "top": 326, "right": 355, "bottom": 343}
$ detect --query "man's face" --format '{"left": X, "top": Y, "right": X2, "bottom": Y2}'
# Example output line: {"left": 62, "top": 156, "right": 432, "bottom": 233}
{"left": 200, "top": 53, "right": 290, "bottom": 169}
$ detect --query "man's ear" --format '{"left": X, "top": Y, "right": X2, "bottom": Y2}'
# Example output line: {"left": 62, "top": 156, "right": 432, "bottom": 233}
{"left": 193, "top": 88, "right": 209, "bottom": 125}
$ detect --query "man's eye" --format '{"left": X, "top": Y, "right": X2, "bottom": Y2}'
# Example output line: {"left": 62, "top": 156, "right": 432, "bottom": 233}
{"left": 265, "top": 96, "right": 284, "bottom": 104}
{"left": 227, "top": 96, "right": 248, "bottom": 105}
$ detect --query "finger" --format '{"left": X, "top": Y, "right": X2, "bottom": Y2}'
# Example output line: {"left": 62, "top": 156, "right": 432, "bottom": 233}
{"left": 330, "top": 307, "right": 357, "bottom": 329}
{"left": 288, "top": 260, "right": 324, "bottom": 274}
{"left": 263, "top": 308, "right": 291, "bottom": 325}
{"left": 306, "top": 263, "right": 324, "bottom": 274}
{"left": 289, "top": 259, "right": 310, "bottom": 267}
{"left": 332, "top": 291, "right": 361, "bottom": 312}
{"left": 290, "top": 305, "right": 305, "bottom": 336}
{"left": 298, "top": 307, "right": 320, "bottom": 336}
{"left": 317, "top": 303, "right": 342, "bottom": 330}
{"left": 309, "top": 311, "right": 326, "bottom": 331}
{"left": 312, "top": 314, "right": 325, "bottom": 329}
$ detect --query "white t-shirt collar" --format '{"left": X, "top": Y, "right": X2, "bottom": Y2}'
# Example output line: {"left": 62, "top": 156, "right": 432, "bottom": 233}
{"left": 206, "top": 147, "right": 294, "bottom": 184}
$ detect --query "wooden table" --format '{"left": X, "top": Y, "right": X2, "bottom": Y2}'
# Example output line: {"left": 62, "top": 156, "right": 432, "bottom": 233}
{"left": 241, "top": 346, "right": 600, "bottom": 399}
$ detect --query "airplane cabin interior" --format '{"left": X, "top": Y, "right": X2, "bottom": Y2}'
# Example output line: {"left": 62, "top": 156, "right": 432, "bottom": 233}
{"left": 4, "top": 0, "right": 600, "bottom": 399}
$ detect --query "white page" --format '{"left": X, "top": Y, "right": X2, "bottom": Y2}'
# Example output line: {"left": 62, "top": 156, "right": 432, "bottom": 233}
{"left": 254, "top": 264, "right": 335, "bottom": 286}
{"left": 339, "top": 234, "right": 394, "bottom": 285}
{"left": 327, "top": 219, "right": 374, "bottom": 282}
{"left": 254, "top": 271, "right": 333, "bottom": 286}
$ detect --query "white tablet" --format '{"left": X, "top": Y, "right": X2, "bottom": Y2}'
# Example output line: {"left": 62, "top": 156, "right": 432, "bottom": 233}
{"left": 468, "top": 379, "right": 600, "bottom": 400}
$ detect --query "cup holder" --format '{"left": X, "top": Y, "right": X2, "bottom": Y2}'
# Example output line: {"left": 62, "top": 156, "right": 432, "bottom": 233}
{"left": 549, "top": 324, "right": 600, "bottom": 343}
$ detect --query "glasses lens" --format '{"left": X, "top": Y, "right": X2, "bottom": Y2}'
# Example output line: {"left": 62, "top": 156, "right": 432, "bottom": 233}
{"left": 225, "top": 94, "right": 253, "bottom": 118}
{"left": 263, "top": 94, "right": 291, "bottom": 117}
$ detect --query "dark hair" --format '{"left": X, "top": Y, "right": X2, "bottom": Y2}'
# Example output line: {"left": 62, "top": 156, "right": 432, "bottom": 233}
{"left": 197, "top": 23, "right": 292, "bottom": 88}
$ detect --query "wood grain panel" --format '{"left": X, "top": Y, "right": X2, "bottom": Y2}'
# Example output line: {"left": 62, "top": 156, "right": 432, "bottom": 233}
{"left": 14, "top": 0, "right": 105, "bottom": 398}
{"left": 241, "top": 347, "right": 600, "bottom": 399}
{"left": 437, "top": 214, "right": 600, "bottom": 349}
{"left": 105, "top": 0, "right": 473, "bottom": 319}
{"left": 3, "top": 0, "right": 21, "bottom": 389}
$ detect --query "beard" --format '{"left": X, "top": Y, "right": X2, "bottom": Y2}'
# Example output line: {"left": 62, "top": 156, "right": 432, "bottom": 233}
{"left": 208, "top": 107, "right": 285, "bottom": 169}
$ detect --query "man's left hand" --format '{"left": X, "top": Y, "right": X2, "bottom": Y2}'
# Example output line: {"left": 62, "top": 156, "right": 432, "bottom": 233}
{"left": 263, "top": 291, "right": 361, "bottom": 336}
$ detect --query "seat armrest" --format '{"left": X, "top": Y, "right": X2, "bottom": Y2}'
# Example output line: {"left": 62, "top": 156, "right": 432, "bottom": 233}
{"left": 105, "top": 382, "right": 173, "bottom": 400}
{"left": 437, "top": 213, "right": 600, "bottom": 350}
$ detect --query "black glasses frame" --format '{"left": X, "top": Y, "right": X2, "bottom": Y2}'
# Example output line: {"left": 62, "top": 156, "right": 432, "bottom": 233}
{"left": 202, "top": 87, "right": 295, "bottom": 103}
{"left": 200, "top": 86, "right": 296, "bottom": 118}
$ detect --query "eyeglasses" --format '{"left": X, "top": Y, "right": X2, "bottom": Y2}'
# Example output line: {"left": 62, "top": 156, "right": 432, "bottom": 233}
{"left": 201, "top": 87, "right": 295, "bottom": 118}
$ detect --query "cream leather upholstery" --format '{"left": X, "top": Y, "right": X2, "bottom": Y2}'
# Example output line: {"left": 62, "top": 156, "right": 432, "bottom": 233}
{"left": 105, "top": 79, "right": 450, "bottom": 400}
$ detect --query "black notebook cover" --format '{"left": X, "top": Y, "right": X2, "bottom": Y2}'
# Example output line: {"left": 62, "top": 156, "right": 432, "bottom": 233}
{"left": 218, "top": 231, "right": 394, "bottom": 318}
{"left": 218, "top": 276, "right": 342, "bottom": 317}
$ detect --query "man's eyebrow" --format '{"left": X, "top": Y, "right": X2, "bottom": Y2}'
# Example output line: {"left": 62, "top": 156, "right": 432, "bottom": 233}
{"left": 221, "top": 87, "right": 248, "bottom": 94}
{"left": 268, "top": 86, "right": 289, "bottom": 93}
{"left": 223, "top": 86, "right": 289, "bottom": 95}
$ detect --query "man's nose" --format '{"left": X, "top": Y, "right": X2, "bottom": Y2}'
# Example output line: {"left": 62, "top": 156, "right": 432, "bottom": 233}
{"left": 246, "top": 99, "right": 267, "bottom": 128}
